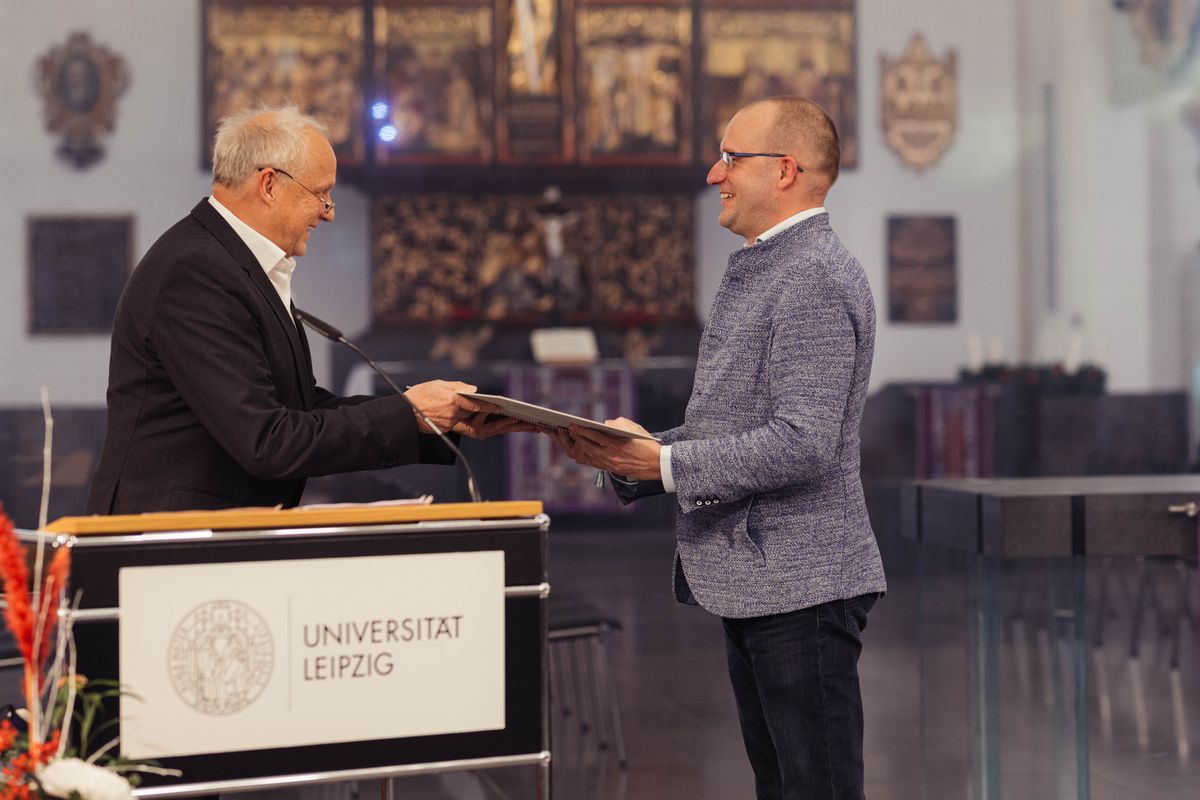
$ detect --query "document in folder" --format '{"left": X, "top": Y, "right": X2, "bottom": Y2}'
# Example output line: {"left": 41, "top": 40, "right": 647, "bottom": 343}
{"left": 458, "top": 392, "right": 658, "bottom": 441}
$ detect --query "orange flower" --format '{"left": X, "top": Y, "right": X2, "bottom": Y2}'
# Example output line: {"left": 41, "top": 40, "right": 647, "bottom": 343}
{"left": 27, "top": 731, "right": 60, "bottom": 767}
{"left": 0, "top": 720, "right": 15, "bottom": 753}
{"left": 0, "top": 507, "right": 33, "bottom": 670}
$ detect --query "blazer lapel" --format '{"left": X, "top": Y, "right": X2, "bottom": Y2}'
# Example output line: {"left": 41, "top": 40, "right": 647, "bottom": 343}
{"left": 190, "top": 200, "right": 315, "bottom": 409}
{"left": 293, "top": 303, "right": 317, "bottom": 408}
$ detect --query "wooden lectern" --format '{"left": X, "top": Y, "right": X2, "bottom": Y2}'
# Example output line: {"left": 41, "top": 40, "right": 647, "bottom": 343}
{"left": 27, "top": 501, "right": 550, "bottom": 798}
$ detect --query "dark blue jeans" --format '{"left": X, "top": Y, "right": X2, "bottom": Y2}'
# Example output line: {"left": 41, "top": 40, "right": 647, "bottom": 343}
{"left": 722, "top": 593, "right": 878, "bottom": 800}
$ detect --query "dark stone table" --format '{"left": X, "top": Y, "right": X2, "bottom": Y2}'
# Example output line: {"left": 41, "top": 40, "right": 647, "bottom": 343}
{"left": 899, "top": 476, "right": 1199, "bottom": 799}
{"left": 901, "top": 475, "right": 1200, "bottom": 558}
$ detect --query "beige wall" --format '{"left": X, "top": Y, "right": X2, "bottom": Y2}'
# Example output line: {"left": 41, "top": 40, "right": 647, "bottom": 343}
{"left": 1, "top": 0, "right": 1197, "bottom": 406}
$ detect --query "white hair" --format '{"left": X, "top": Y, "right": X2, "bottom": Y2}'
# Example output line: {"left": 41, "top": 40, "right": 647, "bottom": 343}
{"left": 211, "top": 104, "right": 328, "bottom": 188}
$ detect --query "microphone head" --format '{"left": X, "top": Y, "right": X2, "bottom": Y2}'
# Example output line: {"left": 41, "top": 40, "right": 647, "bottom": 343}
{"left": 293, "top": 307, "right": 344, "bottom": 342}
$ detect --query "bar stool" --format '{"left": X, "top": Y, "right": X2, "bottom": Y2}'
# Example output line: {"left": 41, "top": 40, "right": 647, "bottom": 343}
{"left": 547, "top": 595, "right": 627, "bottom": 766}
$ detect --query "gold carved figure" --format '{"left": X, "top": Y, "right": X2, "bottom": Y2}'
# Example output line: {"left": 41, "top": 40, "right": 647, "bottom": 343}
{"left": 508, "top": 0, "right": 559, "bottom": 94}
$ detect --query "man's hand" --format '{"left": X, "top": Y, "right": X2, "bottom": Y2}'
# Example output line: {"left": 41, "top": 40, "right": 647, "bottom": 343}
{"left": 551, "top": 417, "right": 662, "bottom": 481}
{"left": 451, "top": 412, "right": 540, "bottom": 440}
{"left": 404, "top": 380, "right": 486, "bottom": 434}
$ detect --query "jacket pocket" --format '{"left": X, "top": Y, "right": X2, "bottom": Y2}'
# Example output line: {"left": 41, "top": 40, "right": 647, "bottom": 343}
{"left": 169, "top": 486, "right": 238, "bottom": 511}
{"left": 737, "top": 494, "right": 765, "bottom": 563}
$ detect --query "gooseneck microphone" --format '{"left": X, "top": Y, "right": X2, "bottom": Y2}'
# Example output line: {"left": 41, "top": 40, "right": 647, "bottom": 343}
{"left": 294, "top": 308, "right": 483, "bottom": 504}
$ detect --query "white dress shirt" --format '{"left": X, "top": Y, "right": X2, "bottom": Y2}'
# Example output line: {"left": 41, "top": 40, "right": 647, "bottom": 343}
{"left": 207, "top": 196, "right": 298, "bottom": 316}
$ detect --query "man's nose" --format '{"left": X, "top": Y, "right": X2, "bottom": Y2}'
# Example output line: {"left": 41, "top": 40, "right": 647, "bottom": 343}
{"left": 706, "top": 160, "right": 725, "bottom": 185}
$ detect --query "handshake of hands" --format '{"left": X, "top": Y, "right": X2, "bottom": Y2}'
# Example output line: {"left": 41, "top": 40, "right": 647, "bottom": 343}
{"left": 403, "top": 380, "right": 664, "bottom": 482}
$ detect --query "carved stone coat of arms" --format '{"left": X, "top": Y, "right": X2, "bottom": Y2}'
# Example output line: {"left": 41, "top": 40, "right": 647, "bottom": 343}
{"left": 35, "top": 32, "right": 129, "bottom": 169}
{"left": 880, "top": 34, "right": 957, "bottom": 172}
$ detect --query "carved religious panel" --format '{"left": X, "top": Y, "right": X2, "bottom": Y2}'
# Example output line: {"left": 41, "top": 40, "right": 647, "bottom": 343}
{"left": 887, "top": 214, "right": 957, "bottom": 324}
{"left": 203, "top": 0, "right": 365, "bottom": 164}
{"left": 373, "top": 0, "right": 494, "bottom": 163}
{"left": 371, "top": 190, "right": 694, "bottom": 325}
{"left": 700, "top": 0, "right": 857, "bottom": 167}
{"left": 575, "top": 2, "right": 693, "bottom": 162}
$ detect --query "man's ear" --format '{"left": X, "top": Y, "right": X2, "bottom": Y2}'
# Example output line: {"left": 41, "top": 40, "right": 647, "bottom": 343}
{"left": 777, "top": 157, "right": 800, "bottom": 189}
{"left": 256, "top": 169, "right": 277, "bottom": 206}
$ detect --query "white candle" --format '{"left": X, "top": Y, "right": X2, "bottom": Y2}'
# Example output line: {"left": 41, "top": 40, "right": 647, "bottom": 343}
{"left": 966, "top": 334, "right": 984, "bottom": 372}
{"left": 986, "top": 335, "right": 1005, "bottom": 364}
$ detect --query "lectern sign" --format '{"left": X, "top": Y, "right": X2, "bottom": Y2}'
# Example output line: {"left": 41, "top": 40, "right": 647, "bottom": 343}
{"left": 119, "top": 551, "right": 506, "bottom": 759}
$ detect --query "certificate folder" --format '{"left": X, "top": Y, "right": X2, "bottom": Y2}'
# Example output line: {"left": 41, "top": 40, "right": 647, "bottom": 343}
{"left": 460, "top": 392, "right": 658, "bottom": 441}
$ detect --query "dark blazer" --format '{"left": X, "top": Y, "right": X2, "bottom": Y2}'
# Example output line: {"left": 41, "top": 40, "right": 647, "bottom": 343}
{"left": 88, "top": 199, "right": 449, "bottom": 514}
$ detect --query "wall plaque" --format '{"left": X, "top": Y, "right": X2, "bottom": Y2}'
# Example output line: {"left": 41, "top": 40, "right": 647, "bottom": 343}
{"left": 880, "top": 34, "right": 957, "bottom": 172}
{"left": 886, "top": 214, "right": 956, "bottom": 324}
{"left": 27, "top": 216, "right": 133, "bottom": 335}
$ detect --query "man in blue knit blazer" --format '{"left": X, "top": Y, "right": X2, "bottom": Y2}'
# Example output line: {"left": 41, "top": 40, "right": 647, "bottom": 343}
{"left": 555, "top": 96, "right": 886, "bottom": 799}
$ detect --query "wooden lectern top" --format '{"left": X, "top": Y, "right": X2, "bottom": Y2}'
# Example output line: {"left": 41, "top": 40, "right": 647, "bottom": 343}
{"left": 43, "top": 500, "right": 544, "bottom": 535}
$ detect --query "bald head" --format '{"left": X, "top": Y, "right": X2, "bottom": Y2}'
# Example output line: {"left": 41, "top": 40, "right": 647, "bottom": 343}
{"left": 748, "top": 96, "right": 841, "bottom": 189}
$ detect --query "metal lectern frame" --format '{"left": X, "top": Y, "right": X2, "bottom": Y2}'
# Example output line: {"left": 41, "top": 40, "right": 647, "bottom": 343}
{"left": 16, "top": 505, "right": 552, "bottom": 798}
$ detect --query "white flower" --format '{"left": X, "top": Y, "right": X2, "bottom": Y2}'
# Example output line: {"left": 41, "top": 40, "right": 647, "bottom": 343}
{"left": 36, "top": 757, "right": 134, "bottom": 800}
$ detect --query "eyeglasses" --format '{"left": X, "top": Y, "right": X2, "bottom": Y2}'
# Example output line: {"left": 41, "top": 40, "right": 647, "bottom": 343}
{"left": 259, "top": 166, "right": 335, "bottom": 214}
{"left": 719, "top": 151, "right": 802, "bottom": 172}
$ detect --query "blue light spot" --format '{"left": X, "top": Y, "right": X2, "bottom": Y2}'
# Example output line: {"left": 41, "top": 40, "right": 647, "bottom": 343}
{"left": 378, "top": 125, "right": 398, "bottom": 143}
{"left": 370, "top": 101, "right": 389, "bottom": 121}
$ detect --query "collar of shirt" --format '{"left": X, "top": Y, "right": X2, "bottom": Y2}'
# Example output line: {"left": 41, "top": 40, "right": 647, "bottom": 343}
{"left": 207, "top": 195, "right": 297, "bottom": 314}
{"left": 750, "top": 206, "right": 828, "bottom": 246}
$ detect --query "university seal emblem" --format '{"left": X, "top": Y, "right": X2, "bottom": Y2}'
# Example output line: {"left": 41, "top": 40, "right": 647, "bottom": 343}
{"left": 35, "top": 32, "right": 129, "bottom": 169}
{"left": 168, "top": 600, "right": 274, "bottom": 715}
{"left": 880, "top": 34, "right": 957, "bottom": 172}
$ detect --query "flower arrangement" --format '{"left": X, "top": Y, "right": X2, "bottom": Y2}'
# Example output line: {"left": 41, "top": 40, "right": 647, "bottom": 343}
{"left": 0, "top": 505, "right": 169, "bottom": 799}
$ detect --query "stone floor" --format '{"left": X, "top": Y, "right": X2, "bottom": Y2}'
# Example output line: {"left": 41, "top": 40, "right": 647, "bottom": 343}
{"left": 5, "top": 519, "right": 1195, "bottom": 799}
{"left": 237, "top": 521, "right": 1198, "bottom": 800}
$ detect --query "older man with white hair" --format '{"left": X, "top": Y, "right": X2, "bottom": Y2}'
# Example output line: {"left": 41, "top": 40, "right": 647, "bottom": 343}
{"left": 88, "top": 105, "right": 519, "bottom": 516}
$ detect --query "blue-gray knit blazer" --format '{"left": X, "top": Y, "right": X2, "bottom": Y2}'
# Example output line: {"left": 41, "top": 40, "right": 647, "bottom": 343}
{"left": 617, "top": 213, "right": 886, "bottom": 618}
